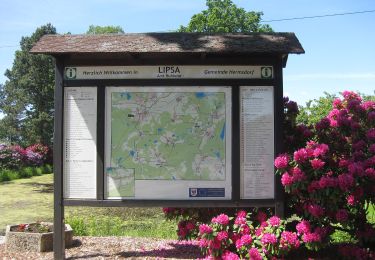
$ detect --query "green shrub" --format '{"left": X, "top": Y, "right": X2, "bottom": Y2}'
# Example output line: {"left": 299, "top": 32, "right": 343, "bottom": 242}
{"left": 35, "top": 167, "right": 43, "bottom": 176}
{"left": 65, "top": 212, "right": 176, "bottom": 239}
{"left": 0, "top": 170, "right": 11, "bottom": 182}
{"left": 66, "top": 216, "right": 88, "bottom": 236}
{"left": 19, "top": 167, "right": 34, "bottom": 178}
{"left": 43, "top": 164, "right": 53, "bottom": 174}
{"left": 0, "top": 169, "right": 19, "bottom": 181}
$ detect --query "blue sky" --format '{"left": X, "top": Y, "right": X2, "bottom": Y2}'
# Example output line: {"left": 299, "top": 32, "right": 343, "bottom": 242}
{"left": 0, "top": 0, "right": 374, "bottom": 106}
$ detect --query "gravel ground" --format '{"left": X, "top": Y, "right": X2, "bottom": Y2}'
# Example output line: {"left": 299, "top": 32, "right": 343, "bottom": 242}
{"left": 0, "top": 236, "right": 202, "bottom": 259}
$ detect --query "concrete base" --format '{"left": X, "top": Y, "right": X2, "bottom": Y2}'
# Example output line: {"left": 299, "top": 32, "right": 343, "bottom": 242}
{"left": 5, "top": 222, "right": 73, "bottom": 252}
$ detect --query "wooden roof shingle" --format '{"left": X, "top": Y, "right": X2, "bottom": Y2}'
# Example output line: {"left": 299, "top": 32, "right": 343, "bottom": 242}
{"left": 30, "top": 33, "right": 304, "bottom": 55}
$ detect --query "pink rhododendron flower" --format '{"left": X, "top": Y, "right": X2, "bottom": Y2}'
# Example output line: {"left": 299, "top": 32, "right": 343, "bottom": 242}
{"left": 162, "top": 207, "right": 172, "bottom": 214}
{"left": 297, "top": 124, "right": 312, "bottom": 138}
{"left": 307, "top": 180, "right": 320, "bottom": 192}
{"left": 274, "top": 154, "right": 289, "bottom": 169}
{"left": 348, "top": 162, "right": 364, "bottom": 176}
{"left": 318, "top": 176, "right": 337, "bottom": 189}
{"left": 367, "top": 156, "right": 375, "bottom": 167}
{"left": 347, "top": 194, "right": 356, "bottom": 206}
{"left": 255, "top": 227, "right": 264, "bottom": 236}
{"left": 306, "top": 140, "right": 317, "bottom": 148}
{"left": 293, "top": 148, "right": 311, "bottom": 163}
{"left": 234, "top": 216, "right": 246, "bottom": 226}
{"left": 261, "top": 233, "right": 277, "bottom": 245}
{"left": 310, "top": 158, "right": 325, "bottom": 170}
{"left": 339, "top": 159, "right": 349, "bottom": 168}
{"left": 186, "top": 222, "right": 195, "bottom": 231}
{"left": 313, "top": 143, "right": 329, "bottom": 157}
{"left": 338, "top": 173, "right": 354, "bottom": 191}
{"left": 335, "top": 209, "right": 349, "bottom": 222}
{"left": 286, "top": 100, "right": 298, "bottom": 112}
{"left": 352, "top": 140, "right": 366, "bottom": 151}
{"left": 249, "top": 248, "right": 262, "bottom": 260}
{"left": 256, "top": 211, "right": 268, "bottom": 223}
{"left": 296, "top": 220, "right": 311, "bottom": 235}
{"left": 217, "top": 231, "right": 228, "bottom": 241}
{"left": 280, "top": 231, "right": 300, "bottom": 248}
{"left": 333, "top": 98, "right": 343, "bottom": 109}
{"left": 365, "top": 168, "right": 375, "bottom": 179}
{"left": 368, "top": 111, "right": 375, "bottom": 121}
{"left": 241, "top": 224, "right": 251, "bottom": 235}
{"left": 178, "top": 227, "right": 187, "bottom": 238}
{"left": 199, "top": 238, "right": 209, "bottom": 248}
{"left": 290, "top": 167, "right": 306, "bottom": 182}
{"left": 199, "top": 224, "right": 213, "bottom": 235}
{"left": 268, "top": 216, "right": 281, "bottom": 227}
{"left": 302, "top": 232, "right": 321, "bottom": 243}
{"left": 281, "top": 173, "right": 294, "bottom": 186}
{"left": 350, "top": 121, "right": 361, "bottom": 131}
{"left": 307, "top": 204, "right": 324, "bottom": 218}
{"left": 315, "top": 117, "right": 330, "bottom": 130}
{"left": 328, "top": 109, "right": 339, "bottom": 127}
{"left": 366, "top": 128, "right": 375, "bottom": 141}
{"left": 240, "top": 234, "right": 252, "bottom": 246}
{"left": 363, "top": 100, "right": 375, "bottom": 110}
{"left": 342, "top": 90, "right": 362, "bottom": 101}
{"left": 212, "top": 214, "right": 229, "bottom": 225}
{"left": 336, "top": 109, "right": 350, "bottom": 127}
{"left": 210, "top": 238, "right": 221, "bottom": 249}
{"left": 236, "top": 210, "right": 247, "bottom": 218}
{"left": 235, "top": 238, "right": 243, "bottom": 249}
{"left": 222, "top": 250, "right": 239, "bottom": 260}
{"left": 315, "top": 226, "right": 330, "bottom": 238}
{"left": 230, "top": 233, "right": 240, "bottom": 243}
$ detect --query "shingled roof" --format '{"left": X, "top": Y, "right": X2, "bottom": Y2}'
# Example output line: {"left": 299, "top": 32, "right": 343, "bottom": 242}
{"left": 30, "top": 33, "right": 304, "bottom": 55}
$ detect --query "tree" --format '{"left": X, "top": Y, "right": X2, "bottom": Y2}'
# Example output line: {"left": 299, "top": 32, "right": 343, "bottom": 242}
{"left": 178, "top": 0, "right": 272, "bottom": 33}
{"left": 297, "top": 92, "right": 336, "bottom": 125}
{"left": 86, "top": 25, "right": 124, "bottom": 34}
{"left": 0, "top": 24, "right": 56, "bottom": 146}
{"left": 297, "top": 91, "right": 375, "bottom": 125}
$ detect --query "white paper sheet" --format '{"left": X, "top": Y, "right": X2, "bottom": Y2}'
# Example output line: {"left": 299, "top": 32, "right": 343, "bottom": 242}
{"left": 63, "top": 87, "right": 97, "bottom": 199}
{"left": 240, "top": 86, "right": 275, "bottom": 199}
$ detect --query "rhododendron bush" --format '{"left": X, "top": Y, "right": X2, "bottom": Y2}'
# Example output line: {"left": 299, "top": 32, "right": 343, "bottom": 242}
{"left": 0, "top": 143, "right": 50, "bottom": 169}
{"left": 163, "top": 91, "right": 374, "bottom": 259}
{"left": 275, "top": 91, "right": 375, "bottom": 256}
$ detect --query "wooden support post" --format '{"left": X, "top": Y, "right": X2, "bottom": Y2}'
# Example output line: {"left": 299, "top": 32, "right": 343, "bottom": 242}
{"left": 54, "top": 60, "right": 65, "bottom": 260}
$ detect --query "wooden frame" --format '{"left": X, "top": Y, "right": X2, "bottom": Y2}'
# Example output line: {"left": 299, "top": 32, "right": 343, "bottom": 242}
{"left": 53, "top": 53, "right": 285, "bottom": 259}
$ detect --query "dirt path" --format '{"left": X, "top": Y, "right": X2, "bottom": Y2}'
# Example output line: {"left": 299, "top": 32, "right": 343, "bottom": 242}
{"left": 0, "top": 236, "right": 202, "bottom": 259}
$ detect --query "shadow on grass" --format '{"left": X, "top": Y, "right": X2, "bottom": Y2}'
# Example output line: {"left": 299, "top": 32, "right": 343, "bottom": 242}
{"left": 22, "top": 182, "right": 54, "bottom": 193}
{"left": 117, "top": 242, "right": 202, "bottom": 259}
{"left": 0, "top": 181, "right": 15, "bottom": 185}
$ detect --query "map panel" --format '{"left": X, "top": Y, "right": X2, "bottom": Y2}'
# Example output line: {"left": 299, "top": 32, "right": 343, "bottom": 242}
{"left": 105, "top": 87, "right": 231, "bottom": 199}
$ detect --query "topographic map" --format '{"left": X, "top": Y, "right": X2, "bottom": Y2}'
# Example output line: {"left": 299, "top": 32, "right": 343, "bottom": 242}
{"left": 106, "top": 87, "right": 228, "bottom": 197}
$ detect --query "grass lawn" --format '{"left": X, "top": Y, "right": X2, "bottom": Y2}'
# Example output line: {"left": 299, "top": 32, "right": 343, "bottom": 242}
{"left": 1, "top": 173, "right": 373, "bottom": 241}
{"left": 0, "top": 174, "right": 54, "bottom": 233}
{"left": 0, "top": 174, "right": 176, "bottom": 238}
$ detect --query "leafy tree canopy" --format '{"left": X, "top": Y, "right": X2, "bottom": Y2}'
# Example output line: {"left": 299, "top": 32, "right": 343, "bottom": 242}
{"left": 178, "top": 0, "right": 272, "bottom": 33}
{"left": 297, "top": 91, "right": 375, "bottom": 125}
{"left": 0, "top": 23, "right": 56, "bottom": 146}
{"left": 86, "top": 25, "right": 124, "bottom": 34}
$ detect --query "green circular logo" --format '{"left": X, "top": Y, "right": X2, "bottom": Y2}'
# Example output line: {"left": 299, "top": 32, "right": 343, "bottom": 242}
{"left": 261, "top": 67, "right": 273, "bottom": 79}
{"left": 65, "top": 68, "right": 77, "bottom": 79}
